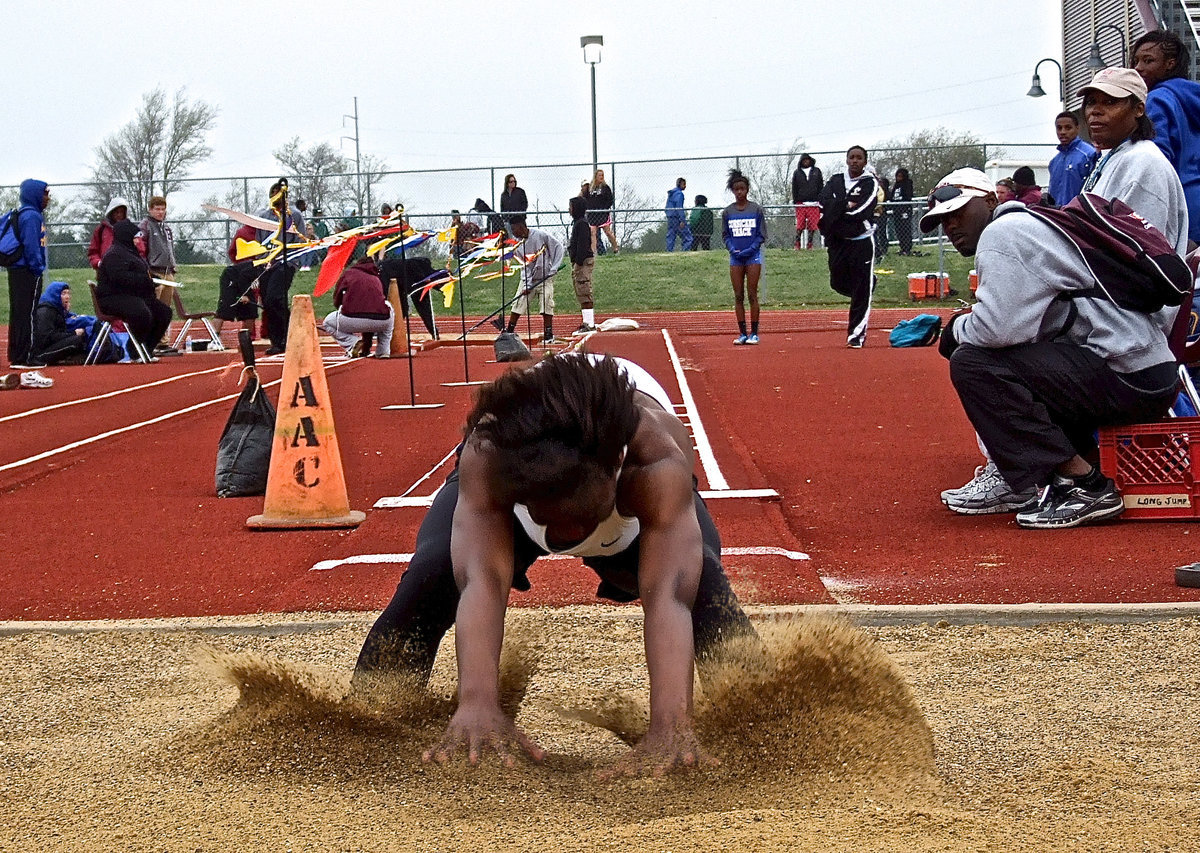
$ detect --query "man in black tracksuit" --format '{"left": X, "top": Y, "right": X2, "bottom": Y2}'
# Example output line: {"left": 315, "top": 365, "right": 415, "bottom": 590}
{"left": 819, "top": 145, "right": 879, "bottom": 348}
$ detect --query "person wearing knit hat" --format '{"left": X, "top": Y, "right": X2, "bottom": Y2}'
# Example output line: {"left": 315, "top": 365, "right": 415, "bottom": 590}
{"left": 926, "top": 165, "right": 1178, "bottom": 528}
{"left": 1011, "top": 166, "right": 1043, "bottom": 206}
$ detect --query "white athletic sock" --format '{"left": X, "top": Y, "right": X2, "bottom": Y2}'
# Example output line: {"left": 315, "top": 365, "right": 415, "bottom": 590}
{"left": 582, "top": 308, "right": 595, "bottom": 326}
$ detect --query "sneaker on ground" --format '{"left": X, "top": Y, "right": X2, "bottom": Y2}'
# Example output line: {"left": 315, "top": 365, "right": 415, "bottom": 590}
{"left": 10, "top": 361, "right": 47, "bottom": 370}
{"left": 20, "top": 370, "right": 53, "bottom": 389}
{"left": 0, "top": 373, "right": 19, "bottom": 391}
{"left": 349, "top": 340, "right": 364, "bottom": 358}
{"left": 847, "top": 339, "right": 864, "bottom": 349}
{"left": 543, "top": 336, "right": 569, "bottom": 346}
{"left": 1015, "top": 475, "right": 1124, "bottom": 529}
{"left": 746, "top": 334, "right": 760, "bottom": 345}
{"left": 941, "top": 463, "right": 990, "bottom": 503}
{"left": 572, "top": 323, "right": 598, "bottom": 335}
{"left": 944, "top": 462, "right": 1038, "bottom": 514}
{"left": 734, "top": 334, "right": 748, "bottom": 345}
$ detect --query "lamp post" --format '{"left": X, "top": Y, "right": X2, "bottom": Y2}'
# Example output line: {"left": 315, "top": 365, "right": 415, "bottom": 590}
{"left": 581, "top": 35, "right": 603, "bottom": 175}
{"left": 1027, "top": 57, "right": 1065, "bottom": 104}
{"left": 1087, "top": 23, "right": 1128, "bottom": 71}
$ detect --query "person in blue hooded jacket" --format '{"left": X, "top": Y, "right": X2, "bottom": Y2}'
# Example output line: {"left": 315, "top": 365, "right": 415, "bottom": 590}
{"left": 665, "top": 177, "right": 693, "bottom": 252}
{"left": 1133, "top": 30, "right": 1200, "bottom": 247}
{"left": 31, "top": 282, "right": 91, "bottom": 365}
{"left": 7, "top": 179, "right": 50, "bottom": 369}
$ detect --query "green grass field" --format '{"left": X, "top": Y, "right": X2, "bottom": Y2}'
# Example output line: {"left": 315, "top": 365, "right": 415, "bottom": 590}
{"left": 14, "top": 247, "right": 974, "bottom": 326}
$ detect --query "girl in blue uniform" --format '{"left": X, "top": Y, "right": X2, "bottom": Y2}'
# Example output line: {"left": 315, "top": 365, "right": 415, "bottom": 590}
{"left": 721, "top": 169, "right": 767, "bottom": 344}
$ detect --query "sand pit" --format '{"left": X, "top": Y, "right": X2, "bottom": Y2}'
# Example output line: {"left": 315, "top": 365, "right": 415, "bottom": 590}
{"left": 1, "top": 608, "right": 1198, "bottom": 850}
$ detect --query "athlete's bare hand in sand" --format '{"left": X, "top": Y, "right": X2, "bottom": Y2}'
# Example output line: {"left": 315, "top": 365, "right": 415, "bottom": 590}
{"left": 597, "top": 721, "right": 719, "bottom": 780}
{"left": 423, "top": 703, "right": 546, "bottom": 768}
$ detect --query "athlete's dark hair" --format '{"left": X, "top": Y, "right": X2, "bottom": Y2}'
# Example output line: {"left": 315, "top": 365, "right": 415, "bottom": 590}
{"left": 847, "top": 145, "right": 868, "bottom": 159}
{"left": 798, "top": 153, "right": 815, "bottom": 168}
{"left": 726, "top": 168, "right": 749, "bottom": 191}
{"left": 1055, "top": 110, "right": 1079, "bottom": 125}
{"left": 895, "top": 167, "right": 910, "bottom": 182}
{"left": 464, "top": 355, "right": 641, "bottom": 498}
{"left": 1132, "top": 29, "right": 1190, "bottom": 80}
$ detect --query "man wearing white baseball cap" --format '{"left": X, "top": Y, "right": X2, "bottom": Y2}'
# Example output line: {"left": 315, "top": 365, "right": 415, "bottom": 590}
{"left": 921, "top": 166, "right": 1179, "bottom": 529}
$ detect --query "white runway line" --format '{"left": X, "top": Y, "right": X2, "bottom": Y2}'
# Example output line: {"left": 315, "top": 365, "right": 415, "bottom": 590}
{"left": 0, "top": 360, "right": 357, "bottom": 475}
{"left": 372, "top": 446, "right": 457, "bottom": 508}
{"left": 310, "top": 545, "right": 808, "bottom": 572}
{"left": 662, "top": 328, "right": 728, "bottom": 490}
{"left": 0, "top": 364, "right": 230, "bottom": 425}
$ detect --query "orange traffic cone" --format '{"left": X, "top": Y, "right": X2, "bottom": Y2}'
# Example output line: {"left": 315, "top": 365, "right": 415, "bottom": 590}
{"left": 247, "top": 294, "right": 366, "bottom": 529}
{"left": 386, "top": 278, "right": 409, "bottom": 357}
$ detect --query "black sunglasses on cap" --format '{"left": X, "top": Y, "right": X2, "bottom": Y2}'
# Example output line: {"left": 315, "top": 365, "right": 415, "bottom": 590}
{"left": 926, "top": 184, "right": 989, "bottom": 209}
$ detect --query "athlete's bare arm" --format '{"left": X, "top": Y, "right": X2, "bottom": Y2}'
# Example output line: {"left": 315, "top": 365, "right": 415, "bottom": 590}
{"left": 423, "top": 441, "right": 545, "bottom": 767}
{"left": 601, "top": 401, "right": 717, "bottom": 777}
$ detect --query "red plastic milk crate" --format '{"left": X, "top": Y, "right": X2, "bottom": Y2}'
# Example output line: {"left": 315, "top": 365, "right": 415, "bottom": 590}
{"left": 1098, "top": 418, "right": 1200, "bottom": 519}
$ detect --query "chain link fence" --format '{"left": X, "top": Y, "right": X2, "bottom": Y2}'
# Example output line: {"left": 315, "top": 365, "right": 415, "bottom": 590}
{"left": 3, "top": 143, "right": 1058, "bottom": 268}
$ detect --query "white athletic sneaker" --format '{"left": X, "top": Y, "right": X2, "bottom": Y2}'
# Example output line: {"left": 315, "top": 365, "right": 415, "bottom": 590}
{"left": 19, "top": 370, "right": 54, "bottom": 389}
{"left": 942, "top": 460, "right": 1037, "bottom": 515}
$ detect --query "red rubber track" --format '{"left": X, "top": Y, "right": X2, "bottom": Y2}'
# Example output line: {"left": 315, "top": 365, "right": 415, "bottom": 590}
{"left": 1, "top": 309, "right": 1196, "bottom": 621}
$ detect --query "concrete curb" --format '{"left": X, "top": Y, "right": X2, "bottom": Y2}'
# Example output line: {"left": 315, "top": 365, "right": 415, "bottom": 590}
{"left": 2, "top": 601, "right": 1199, "bottom": 637}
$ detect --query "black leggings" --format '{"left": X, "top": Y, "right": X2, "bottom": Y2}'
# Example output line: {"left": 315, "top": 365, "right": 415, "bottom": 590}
{"left": 355, "top": 470, "right": 757, "bottom": 680}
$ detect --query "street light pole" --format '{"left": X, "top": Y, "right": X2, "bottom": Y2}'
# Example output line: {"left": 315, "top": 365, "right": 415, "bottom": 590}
{"left": 342, "top": 96, "right": 362, "bottom": 217}
{"left": 581, "top": 35, "right": 603, "bottom": 175}
{"left": 1087, "top": 23, "right": 1128, "bottom": 71}
{"left": 1027, "top": 57, "right": 1065, "bottom": 105}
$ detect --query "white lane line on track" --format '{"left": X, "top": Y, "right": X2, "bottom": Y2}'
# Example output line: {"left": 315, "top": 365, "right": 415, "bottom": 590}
{"left": 661, "top": 328, "right": 728, "bottom": 490}
{"left": 0, "top": 364, "right": 231, "bottom": 424}
{"left": 0, "top": 361, "right": 356, "bottom": 475}
{"left": 374, "top": 486, "right": 781, "bottom": 508}
{"left": 309, "top": 545, "right": 808, "bottom": 572}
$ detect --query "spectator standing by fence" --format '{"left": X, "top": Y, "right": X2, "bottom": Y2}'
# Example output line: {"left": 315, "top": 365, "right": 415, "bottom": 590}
{"left": 500, "top": 174, "right": 528, "bottom": 228}
{"left": 689, "top": 195, "right": 714, "bottom": 250}
{"left": 791, "top": 153, "right": 823, "bottom": 249}
{"left": 665, "top": 178, "right": 693, "bottom": 252}
{"left": 587, "top": 169, "right": 619, "bottom": 255}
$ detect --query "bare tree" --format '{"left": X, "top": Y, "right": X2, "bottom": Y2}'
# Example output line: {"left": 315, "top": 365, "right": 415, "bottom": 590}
{"left": 88, "top": 88, "right": 218, "bottom": 217}
{"left": 273, "top": 138, "right": 353, "bottom": 212}
{"left": 871, "top": 127, "right": 989, "bottom": 196}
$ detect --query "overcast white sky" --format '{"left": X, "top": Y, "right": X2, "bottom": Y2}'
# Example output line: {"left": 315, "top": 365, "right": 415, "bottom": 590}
{"left": 7, "top": 0, "right": 1064, "bottom": 190}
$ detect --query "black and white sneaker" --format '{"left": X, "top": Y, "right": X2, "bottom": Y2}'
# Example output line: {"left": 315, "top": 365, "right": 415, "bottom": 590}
{"left": 1015, "top": 474, "right": 1124, "bottom": 529}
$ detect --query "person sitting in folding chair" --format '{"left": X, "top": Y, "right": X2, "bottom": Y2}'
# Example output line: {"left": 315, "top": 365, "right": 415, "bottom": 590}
{"left": 95, "top": 220, "right": 172, "bottom": 359}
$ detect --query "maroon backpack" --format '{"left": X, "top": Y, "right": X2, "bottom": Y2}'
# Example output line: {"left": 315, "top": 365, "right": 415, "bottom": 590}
{"left": 1001, "top": 193, "right": 1192, "bottom": 314}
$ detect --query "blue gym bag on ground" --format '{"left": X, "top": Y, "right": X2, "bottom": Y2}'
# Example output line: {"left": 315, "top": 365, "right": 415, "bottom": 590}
{"left": 889, "top": 314, "right": 943, "bottom": 347}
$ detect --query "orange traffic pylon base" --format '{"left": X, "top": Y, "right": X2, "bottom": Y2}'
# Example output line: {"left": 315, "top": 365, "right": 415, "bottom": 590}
{"left": 247, "top": 510, "right": 366, "bottom": 529}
